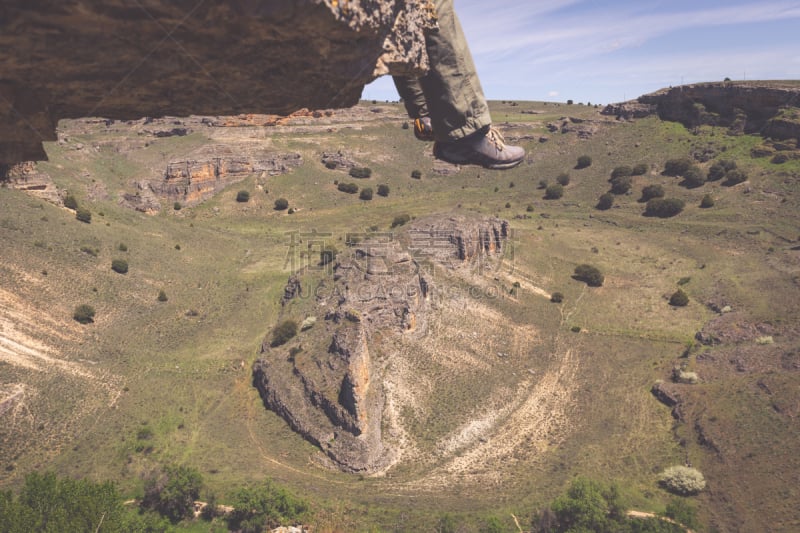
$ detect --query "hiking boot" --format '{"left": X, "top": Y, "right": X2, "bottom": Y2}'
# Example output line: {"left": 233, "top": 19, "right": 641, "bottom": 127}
{"left": 413, "top": 117, "right": 434, "bottom": 142}
{"left": 433, "top": 126, "right": 525, "bottom": 170}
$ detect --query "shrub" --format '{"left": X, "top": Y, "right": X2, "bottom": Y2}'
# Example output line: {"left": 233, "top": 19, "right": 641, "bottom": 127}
{"left": 270, "top": 319, "right": 298, "bottom": 348}
{"left": 640, "top": 184, "right": 665, "bottom": 202}
{"left": 287, "top": 207, "right": 295, "bottom": 214}
{"left": 669, "top": 289, "right": 689, "bottom": 307}
{"left": 574, "top": 264, "right": 604, "bottom": 287}
{"left": 645, "top": 198, "right": 685, "bottom": 218}
{"left": 157, "top": 290, "right": 168, "bottom": 302}
{"left": 226, "top": 480, "right": 308, "bottom": 533}
{"left": 610, "top": 165, "right": 632, "bottom": 180}
{"left": 274, "top": 197, "right": 289, "bottom": 210}
{"left": 320, "top": 246, "right": 337, "bottom": 265}
{"left": 236, "top": 190, "right": 250, "bottom": 202}
{"left": 658, "top": 466, "right": 706, "bottom": 495}
{"left": 142, "top": 464, "right": 203, "bottom": 522}
{"left": 632, "top": 163, "right": 648, "bottom": 176}
{"left": 377, "top": 184, "right": 390, "bottom": 197}
{"left": 118, "top": 243, "right": 128, "bottom": 252}
{"left": 545, "top": 183, "right": 564, "bottom": 199}
{"left": 575, "top": 155, "right": 592, "bottom": 169}
{"left": 391, "top": 214, "right": 411, "bottom": 228}
{"left": 664, "top": 158, "right": 693, "bottom": 176}
{"left": 550, "top": 292, "right": 564, "bottom": 303}
{"left": 556, "top": 172, "right": 571, "bottom": 186}
{"left": 410, "top": 169, "right": 422, "bottom": 179}
{"left": 538, "top": 179, "right": 548, "bottom": 189}
{"left": 700, "top": 194, "right": 715, "bottom": 208}
{"left": 73, "top": 304, "right": 96, "bottom": 324}
{"left": 80, "top": 246, "right": 99, "bottom": 257}
{"left": 63, "top": 194, "right": 78, "bottom": 210}
{"left": 349, "top": 166, "right": 372, "bottom": 179}
{"left": 337, "top": 182, "right": 359, "bottom": 194}
{"left": 526, "top": 204, "right": 535, "bottom": 212}
{"left": 665, "top": 498, "right": 698, "bottom": 529}
{"left": 596, "top": 193, "right": 614, "bottom": 210}
{"left": 173, "top": 202, "right": 182, "bottom": 210}
{"left": 682, "top": 165, "right": 705, "bottom": 188}
{"left": 111, "top": 259, "right": 128, "bottom": 274}
{"left": 75, "top": 207, "right": 92, "bottom": 223}
{"left": 359, "top": 187, "right": 373, "bottom": 200}
{"left": 610, "top": 175, "right": 632, "bottom": 194}
{"left": 723, "top": 168, "right": 748, "bottom": 185}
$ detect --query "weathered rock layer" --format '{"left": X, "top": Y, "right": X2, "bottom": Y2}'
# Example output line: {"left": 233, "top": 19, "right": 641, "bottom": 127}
{"left": 0, "top": 0, "right": 436, "bottom": 165}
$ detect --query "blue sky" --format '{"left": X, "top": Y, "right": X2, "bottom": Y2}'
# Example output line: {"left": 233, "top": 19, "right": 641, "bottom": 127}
{"left": 363, "top": 0, "right": 800, "bottom": 105}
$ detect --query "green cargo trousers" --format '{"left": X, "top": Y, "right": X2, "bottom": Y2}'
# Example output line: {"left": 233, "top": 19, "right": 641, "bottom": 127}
{"left": 393, "top": 0, "right": 492, "bottom": 142}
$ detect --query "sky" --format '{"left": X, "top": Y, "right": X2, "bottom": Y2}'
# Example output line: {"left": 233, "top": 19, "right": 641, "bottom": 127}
{"left": 362, "top": 0, "right": 800, "bottom": 106}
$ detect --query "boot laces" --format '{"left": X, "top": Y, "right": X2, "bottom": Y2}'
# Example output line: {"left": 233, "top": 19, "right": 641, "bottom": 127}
{"left": 485, "top": 127, "right": 506, "bottom": 151}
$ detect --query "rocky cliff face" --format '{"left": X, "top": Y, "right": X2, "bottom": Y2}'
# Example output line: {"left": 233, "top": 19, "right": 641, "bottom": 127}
{"left": 603, "top": 82, "right": 800, "bottom": 140}
{"left": 0, "top": 0, "right": 436, "bottom": 166}
{"left": 252, "top": 214, "right": 510, "bottom": 473}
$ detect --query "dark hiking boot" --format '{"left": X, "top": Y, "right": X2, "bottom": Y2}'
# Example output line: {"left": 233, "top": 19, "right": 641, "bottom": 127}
{"left": 413, "top": 117, "right": 434, "bottom": 141}
{"left": 433, "top": 126, "right": 525, "bottom": 170}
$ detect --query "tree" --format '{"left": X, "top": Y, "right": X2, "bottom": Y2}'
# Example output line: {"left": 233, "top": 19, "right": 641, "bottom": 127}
{"left": 141, "top": 465, "right": 203, "bottom": 522}
{"left": 611, "top": 165, "right": 632, "bottom": 180}
{"left": 348, "top": 166, "right": 372, "bottom": 179}
{"left": 157, "top": 290, "right": 168, "bottom": 302}
{"left": 274, "top": 197, "right": 289, "bottom": 210}
{"left": 659, "top": 466, "right": 706, "bottom": 495}
{"left": 63, "top": 194, "right": 78, "bottom": 210}
{"left": 545, "top": 183, "right": 564, "bottom": 199}
{"left": 645, "top": 198, "right": 685, "bottom": 218}
{"left": 640, "top": 184, "right": 665, "bottom": 202}
{"left": 377, "top": 184, "right": 390, "bottom": 197}
{"left": 391, "top": 214, "right": 411, "bottom": 228}
{"left": 359, "top": 187, "right": 373, "bottom": 200}
{"left": 549, "top": 477, "right": 621, "bottom": 533}
{"left": 723, "top": 168, "right": 748, "bottom": 186}
{"left": 73, "top": 304, "right": 96, "bottom": 324}
{"left": 111, "top": 259, "right": 128, "bottom": 274}
{"left": 173, "top": 201, "right": 182, "bottom": 210}
{"left": 236, "top": 190, "right": 250, "bottom": 202}
{"left": 610, "top": 175, "right": 632, "bottom": 195}
{"left": 574, "top": 264, "right": 604, "bottom": 287}
{"left": 75, "top": 207, "right": 92, "bottom": 223}
{"left": 700, "top": 194, "right": 715, "bottom": 208}
{"left": 632, "top": 163, "right": 649, "bottom": 176}
{"left": 576, "top": 155, "right": 592, "bottom": 169}
{"left": 411, "top": 169, "right": 422, "bottom": 179}
{"left": 337, "top": 182, "right": 359, "bottom": 194}
{"left": 270, "top": 319, "right": 298, "bottom": 347}
{"left": 556, "top": 172, "right": 570, "bottom": 186}
{"left": 226, "top": 480, "right": 308, "bottom": 533}
{"left": 669, "top": 289, "right": 689, "bottom": 307}
{"left": 596, "top": 193, "right": 614, "bottom": 210}
{"left": 681, "top": 165, "right": 705, "bottom": 188}
{"left": 550, "top": 292, "right": 564, "bottom": 303}
{"left": 663, "top": 158, "right": 692, "bottom": 177}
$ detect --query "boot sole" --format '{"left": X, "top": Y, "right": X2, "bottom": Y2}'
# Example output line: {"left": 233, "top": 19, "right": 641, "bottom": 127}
{"left": 433, "top": 145, "right": 524, "bottom": 170}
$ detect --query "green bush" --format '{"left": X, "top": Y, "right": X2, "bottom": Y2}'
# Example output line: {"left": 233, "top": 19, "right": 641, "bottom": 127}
{"left": 349, "top": 166, "right": 372, "bottom": 179}
{"left": 545, "top": 183, "right": 564, "bottom": 199}
{"left": 391, "top": 213, "right": 411, "bottom": 228}
{"left": 658, "top": 466, "right": 706, "bottom": 495}
{"left": 75, "top": 207, "right": 92, "bottom": 223}
{"left": 173, "top": 202, "right": 182, "bottom": 211}
{"left": 645, "top": 198, "right": 685, "bottom": 218}
{"left": 682, "top": 165, "right": 705, "bottom": 188}
{"left": 538, "top": 179, "right": 548, "bottom": 190}
{"left": 700, "top": 194, "right": 715, "bottom": 208}
{"left": 157, "top": 290, "right": 168, "bottom": 302}
{"left": 640, "top": 184, "right": 665, "bottom": 202}
{"left": 337, "top": 182, "right": 359, "bottom": 194}
{"left": 664, "top": 498, "right": 698, "bottom": 529}
{"left": 118, "top": 243, "right": 128, "bottom": 252}
{"left": 632, "top": 163, "right": 648, "bottom": 176}
{"left": 236, "top": 190, "right": 250, "bottom": 202}
{"left": 596, "top": 193, "right": 614, "bottom": 210}
{"left": 111, "top": 259, "right": 128, "bottom": 274}
{"left": 270, "top": 319, "right": 298, "bottom": 348}
{"left": 556, "top": 172, "right": 570, "bottom": 186}
{"left": 574, "top": 264, "right": 604, "bottom": 287}
{"left": 141, "top": 464, "right": 203, "bottom": 522}
{"left": 550, "top": 292, "right": 564, "bottom": 303}
{"left": 226, "top": 480, "right": 308, "bottom": 533}
{"left": 610, "top": 175, "right": 632, "bottom": 194}
{"left": 663, "top": 157, "right": 693, "bottom": 176}
{"left": 410, "top": 169, "right": 422, "bottom": 179}
{"left": 669, "top": 289, "right": 689, "bottom": 307}
{"left": 723, "top": 168, "right": 748, "bottom": 186}
{"left": 359, "top": 187, "right": 373, "bottom": 200}
{"left": 320, "top": 246, "right": 337, "bottom": 266}
{"left": 73, "top": 304, "right": 96, "bottom": 324}
{"left": 610, "top": 165, "right": 632, "bottom": 180}
{"left": 377, "top": 184, "right": 390, "bottom": 197}
{"left": 63, "top": 194, "right": 78, "bottom": 210}
{"left": 274, "top": 197, "right": 289, "bottom": 210}
{"left": 575, "top": 155, "right": 592, "bottom": 169}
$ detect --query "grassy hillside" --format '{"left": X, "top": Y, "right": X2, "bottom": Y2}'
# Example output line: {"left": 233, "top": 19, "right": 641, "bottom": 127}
{"left": 1, "top": 99, "right": 799, "bottom": 531}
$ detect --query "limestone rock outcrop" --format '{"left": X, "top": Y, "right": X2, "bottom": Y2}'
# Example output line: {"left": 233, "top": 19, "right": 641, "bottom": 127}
{"left": 252, "top": 214, "right": 510, "bottom": 473}
{"left": 603, "top": 81, "right": 800, "bottom": 140}
{"left": 0, "top": 0, "right": 437, "bottom": 166}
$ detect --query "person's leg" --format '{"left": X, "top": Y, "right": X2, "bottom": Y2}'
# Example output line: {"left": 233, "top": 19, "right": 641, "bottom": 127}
{"left": 393, "top": 76, "right": 434, "bottom": 141}
{"left": 419, "top": 0, "right": 492, "bottom": 143}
